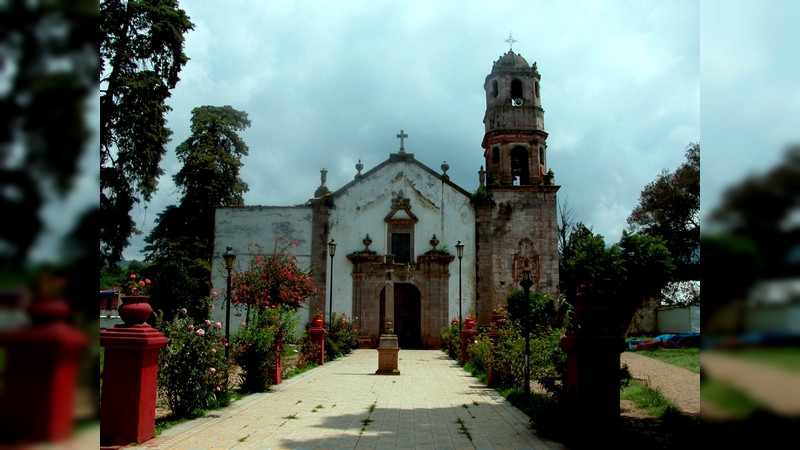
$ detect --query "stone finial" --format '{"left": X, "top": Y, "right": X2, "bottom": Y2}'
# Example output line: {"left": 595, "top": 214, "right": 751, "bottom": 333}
{"left": 430, "top": 234, "right": 439, "bottom": 249}
{"left": 355, "top": 159, "right": 364, "bottom": 179}
{"left": 479, "top": 165, "right": 486, "bottom": 187}
{"left": 314, "top": 168, "right": 330, "bottom": 197}
{"left": 441, "top": 161, "right": 449, "bottom": 180}
{"left": 363, "top": 234, "right": 372, "bottom": 251}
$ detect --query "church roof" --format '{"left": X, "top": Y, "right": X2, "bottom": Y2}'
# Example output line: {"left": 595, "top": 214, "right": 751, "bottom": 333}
{"left": 324, "top": 152, "right": 472, "bottom": 201}
{"left": 492, "top": 50, "right": 530, "bottom": 71}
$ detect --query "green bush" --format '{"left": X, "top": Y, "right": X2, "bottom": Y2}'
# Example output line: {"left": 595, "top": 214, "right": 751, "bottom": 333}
{"left": 231, "top": 307, "right": 298, "bottom": 393}
{"left": 323, "top": 312, "right": 359, "bottom": 360}
{"left": 157, "top": 309, "right": 230, "bottom": 418}
{"left": 440, "top": 320, "right": 460, "bottom": 361}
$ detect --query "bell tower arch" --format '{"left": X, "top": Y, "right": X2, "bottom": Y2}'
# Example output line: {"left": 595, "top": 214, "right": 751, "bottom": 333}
{"left": 481, "top": 46, "right": 550, "bottom": 186}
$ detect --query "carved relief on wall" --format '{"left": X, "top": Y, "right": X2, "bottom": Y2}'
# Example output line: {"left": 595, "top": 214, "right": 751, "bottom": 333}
{"left": 512, "top": 238, "right": 539, "bottom": 283}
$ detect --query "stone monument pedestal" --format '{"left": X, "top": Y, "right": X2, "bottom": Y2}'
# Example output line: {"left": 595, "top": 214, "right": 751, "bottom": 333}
{"left": 375, "top": 334, "right": 400, "bottom": 375}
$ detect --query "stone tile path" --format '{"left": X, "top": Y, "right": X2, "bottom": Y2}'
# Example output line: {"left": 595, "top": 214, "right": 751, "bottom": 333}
{"left": 135, "top": 349, "right": 564, "bottom": 449}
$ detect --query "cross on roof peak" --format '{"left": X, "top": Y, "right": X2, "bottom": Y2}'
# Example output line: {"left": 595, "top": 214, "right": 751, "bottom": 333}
{"left": 505, "top": 32, "right": 517, "bottom": 50}
{"left": 396, "top": 129, "right": 408, "bottom": 153}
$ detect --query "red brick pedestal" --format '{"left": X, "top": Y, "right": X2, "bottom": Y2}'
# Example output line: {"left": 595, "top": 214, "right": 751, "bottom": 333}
{"left": 307, "top": 325, "right": 326, "bottom": 365}
{"left": 0, "top": 298, "right": 88, "bottom": 444}
{"left": 100, "top": 324, "right": 167, "bottom": 447}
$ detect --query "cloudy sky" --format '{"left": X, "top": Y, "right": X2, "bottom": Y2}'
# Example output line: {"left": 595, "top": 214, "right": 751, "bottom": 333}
{"left": 96, "top": 0, "right": 795, "bottom": 262}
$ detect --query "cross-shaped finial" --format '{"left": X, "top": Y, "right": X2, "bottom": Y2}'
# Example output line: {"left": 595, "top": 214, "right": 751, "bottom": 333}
{"left": 396, "top": 129, "right": 408, "bottom": 153}
{"left": 505, "top": 32, "right": 517, "bottom": 50}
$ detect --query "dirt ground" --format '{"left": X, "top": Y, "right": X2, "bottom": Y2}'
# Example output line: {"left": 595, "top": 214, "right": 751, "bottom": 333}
{"left": 621, "top": 351, "right": 700, "bottom": 416}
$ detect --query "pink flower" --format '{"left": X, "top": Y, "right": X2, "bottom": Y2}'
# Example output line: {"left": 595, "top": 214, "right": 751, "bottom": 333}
{"left": 216, "top": 386, "right": 221, "bottom": 392}
{"left": 210, "top": 367, "right": 216, "bottom": 374}
{"left": 188, "top": 324, "right": 194, "bottom": 331}
{"left": 212, "top": 291, "right": 219, "bottom": 297}
{"left": 211, "top": 348, "right": 216, "bottom": 354}
{"left": 181, "top": 308, "right": 187, "bottom": 315}
{"left": 205, "top": 319, "right": 211, "bottom": 326}
{"left": 215, "top": 322, "right": 222, "bottom": 329}
{"left": 196, "top": 328, "right": 205, "bottom": 336}
{"left": 129, "top": 274, "right": 136, "bottom": 279}
{"left": 145, "top": 278, "right": 151, "bottom": 284}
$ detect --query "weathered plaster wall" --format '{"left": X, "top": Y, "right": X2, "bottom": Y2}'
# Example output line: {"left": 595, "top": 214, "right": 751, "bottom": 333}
{"left": 210, "top": 206, "right": 313, "bottom": 335}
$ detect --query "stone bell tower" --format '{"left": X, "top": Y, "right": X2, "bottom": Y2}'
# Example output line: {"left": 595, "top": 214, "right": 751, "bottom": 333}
{"left": 474, "top": 39, "right": 560, "bottom": 324}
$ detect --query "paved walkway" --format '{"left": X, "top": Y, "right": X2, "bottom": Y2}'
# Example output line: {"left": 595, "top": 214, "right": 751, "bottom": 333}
{"left": 135, "top": 349, "right": 564, "bottom": 449}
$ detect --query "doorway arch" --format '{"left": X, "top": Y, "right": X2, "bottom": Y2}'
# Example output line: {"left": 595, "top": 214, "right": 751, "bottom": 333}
{"left": 379, "top": 283, "right": 422, "bottom": 349}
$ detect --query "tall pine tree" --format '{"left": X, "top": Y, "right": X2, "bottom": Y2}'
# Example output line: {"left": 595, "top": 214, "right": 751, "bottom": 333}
{"left": 144, "top": 105, "right": 250, "bottom": 319}
{"left": 100, "top": 0, "right": 194, "bottom": 266}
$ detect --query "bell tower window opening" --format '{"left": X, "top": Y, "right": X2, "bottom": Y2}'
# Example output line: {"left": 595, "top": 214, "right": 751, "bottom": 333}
{"left": 491, "top": 80, "right": 499, "bottom": 98}
{"left": 539, "top": 147, "right": 545, "bottom": 167}
{"left": 492, "top": 147, "right": 500, "bottom": 164}
{"left": 510, "top": 79, "right": 523, "bottom": 100}
{"left": 535, "top": 81, "right": 540, "bottom": 98}
{"left": 511, "top": 146, "right": 530, "bottom": 186}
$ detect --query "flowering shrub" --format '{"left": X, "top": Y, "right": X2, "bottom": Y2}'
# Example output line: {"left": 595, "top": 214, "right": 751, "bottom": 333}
{"left": 157, "top": 309, "right": 229, "bottom": 418}
{"left": 231, "top": 240, "right": 318, "bottom": 311}
{"left": 122, "top": 272, "right": 152, "bottom": 296}
{"left": 231, "top": 306, "right": 298, "bottom": 393}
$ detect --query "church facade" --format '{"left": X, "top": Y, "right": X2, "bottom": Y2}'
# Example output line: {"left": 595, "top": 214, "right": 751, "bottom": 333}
{"left": 210, "top": 48, "right": 560, "bottom": 349}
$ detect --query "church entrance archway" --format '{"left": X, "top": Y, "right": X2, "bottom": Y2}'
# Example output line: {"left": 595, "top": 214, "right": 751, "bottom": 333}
{"left": 379, "top": 283, "right": 422, "bottom": 349}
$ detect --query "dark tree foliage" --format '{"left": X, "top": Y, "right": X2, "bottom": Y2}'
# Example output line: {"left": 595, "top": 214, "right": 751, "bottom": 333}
{"left": 627, "top": 142, "right": 699, "bottom": 279}
{"left": 100, "top": 0, "right": 194, "bottom": 266}
{"left": 708, "top": 145, "right": 800, "bottom": 276}
{"left": 144, "top": 105, "right": 250, "bottom": 311}
{"left": 0, "top": 1, "right": 98, "bottom": 266}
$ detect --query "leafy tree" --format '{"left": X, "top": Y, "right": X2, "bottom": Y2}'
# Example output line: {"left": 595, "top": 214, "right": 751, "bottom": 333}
{"left": 560, "top": 224, "right": 674, "bottom": 333}
{"left": 144, "top": 105, "right": 250, "bottom": 309}
{"left": 627, "top": 142, "right": 699, "bottom": 279}
{"left": 0, "top": 1, "right": 97, "bottom": 266}
{"left": 100, "top": 0, "right": 194, "bottom": 266}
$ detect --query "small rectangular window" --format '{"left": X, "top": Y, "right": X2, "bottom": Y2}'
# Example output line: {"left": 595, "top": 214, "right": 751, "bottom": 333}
{"left": 392, "top": 233, "right": 411, "bottom": 263}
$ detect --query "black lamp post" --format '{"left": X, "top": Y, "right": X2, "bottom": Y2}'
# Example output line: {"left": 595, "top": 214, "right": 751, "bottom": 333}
{"left": 328, "top": 239, "right": 337, "bottom": 325}
{"left": 222, "top": 246, "right": 236, "bottom": 360}
{"left": 455, "top": 240, "right": 465, "bottom": 333}
{"left": 520, "top": 269, "right": 533, "bottom": 396}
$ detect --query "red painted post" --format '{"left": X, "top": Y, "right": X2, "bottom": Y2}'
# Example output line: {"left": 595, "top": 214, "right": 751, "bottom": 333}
{"left": 0, "top": 297, "right": 88, "bottom": 444}
{"left": 307, "top": 324, "right": 326, "bottom": 365}
{"left": 460, "top": 319, "right": 479, "bottom": 365}
{"left": 272, "top": 336, "right": 283, "bottom": 385}
{"left": 100, "top": 324, "right": 167, "bottom": 447}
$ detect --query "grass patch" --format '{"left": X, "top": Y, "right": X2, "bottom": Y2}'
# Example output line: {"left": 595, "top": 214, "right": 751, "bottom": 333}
{"left": 620, "top": 380, "right": 682, "bottom": 417}
{"left": 720, "top": 347, "right": 800, "bottom": 374}
{"left": 701, "top": 377, "right": 770, "bottom": 419}
{"left": 283, "top": 363, "right": 318, "bottom": 380}
{"left": 634, "top": 347, "right": 700, "bottom": 373}
{"left": 283, "top": 413, "right": 298, "bottom": 420}
{"left": 462, "top": 360, "right": 488, "bottom": 385}
{"left": 455, "top": 417, "right": 472, "bottom": 442}
{"left": 154, "top": 416, "right": 190, "bottom": 436}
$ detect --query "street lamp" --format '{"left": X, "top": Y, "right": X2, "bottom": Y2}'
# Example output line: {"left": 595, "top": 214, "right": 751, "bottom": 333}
{"left": 455, "top": 240, "right": 465, "bottom": 334}
{"left": 222, "top": 246, "right": 236, "bottom": 360}
{"left": 520, "top": 269, "right": 534, "bottom": 396}
{"left": 328, "top": 239, "right": 337, "bottom": 325}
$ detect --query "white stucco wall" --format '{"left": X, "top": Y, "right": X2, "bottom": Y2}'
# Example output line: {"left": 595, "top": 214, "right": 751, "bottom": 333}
{"left": 210, "top": 206, "right": 313, "bottom": 336}
{"left": 328, "top": 158, "right": 476, "bottom": 322}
